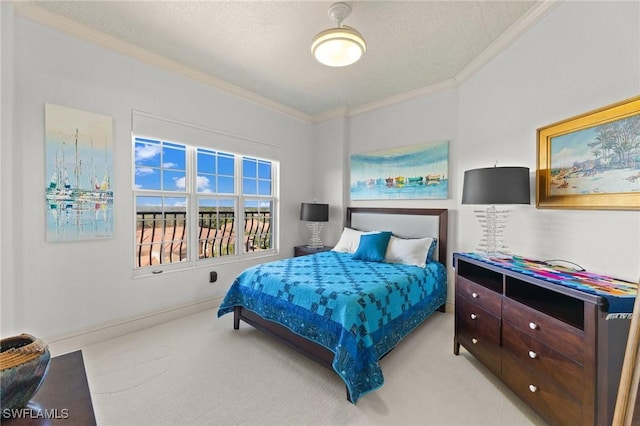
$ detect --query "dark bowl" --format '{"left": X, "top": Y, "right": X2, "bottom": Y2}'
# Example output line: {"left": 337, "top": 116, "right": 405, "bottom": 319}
{"left": 0, "top": 334, "right": 51, "bottom": 410}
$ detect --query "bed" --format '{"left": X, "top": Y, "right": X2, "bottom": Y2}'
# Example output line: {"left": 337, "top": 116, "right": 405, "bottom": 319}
{"left": 217, "top": 207, "right": 448, "bottom": 403}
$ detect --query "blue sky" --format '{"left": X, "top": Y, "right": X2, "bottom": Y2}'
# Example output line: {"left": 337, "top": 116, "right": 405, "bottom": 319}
{"left": 134, "top": 138, "right": 272, "bottom": 208}
{"left": 351, "top": 141, "right": 448, "bottom": 183}
{"left": 550, "top": 115, "right": 640, "bottom": 168}
{"left": 45, "top": 104, "right": 112, "bottom": 191}
{"left": 550, "top": 127, "right": 597, "bottom": 168}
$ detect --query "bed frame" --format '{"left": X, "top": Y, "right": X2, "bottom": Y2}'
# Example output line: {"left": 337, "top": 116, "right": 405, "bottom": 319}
{"left": 232, "top": 207, "right": 448, "bottom": 402}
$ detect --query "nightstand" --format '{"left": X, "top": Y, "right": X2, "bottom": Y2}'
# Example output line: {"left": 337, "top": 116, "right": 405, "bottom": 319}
{"left": 294, "top": 245, "right": 332, "bottom": 257}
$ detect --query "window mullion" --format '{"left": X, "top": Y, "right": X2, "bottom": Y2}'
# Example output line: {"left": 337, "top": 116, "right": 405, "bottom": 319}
{"left": 236, "top": 156, "right": 243, "bottom": 256}
{"left": 188, "top": 146, "right": 197, "bottom": 266}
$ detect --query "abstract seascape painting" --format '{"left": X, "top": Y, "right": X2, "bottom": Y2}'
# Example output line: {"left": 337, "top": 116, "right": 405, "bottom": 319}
{"left": 350, "top": 141, "right": 449, "bottom": 200}
{"left": 45, "top": 103, "right": 114, "bottom": 241}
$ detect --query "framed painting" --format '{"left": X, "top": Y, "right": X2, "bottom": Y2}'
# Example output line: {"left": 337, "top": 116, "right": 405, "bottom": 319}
{"left": 536, "top": 96, "right": 640, "bottom": 210}
{"left": 45, "top": 103, "right": 114, "bottom": 241}
{"left": 350, "top": 141, "right": 448, "bottom": 200}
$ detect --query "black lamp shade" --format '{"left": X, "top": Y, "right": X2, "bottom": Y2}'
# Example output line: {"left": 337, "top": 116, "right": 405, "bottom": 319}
{"left": 300, "top": 203, "right": 329, "bottom": 222}
{"left": 462, "top": 167, "right": 530, "bottom": 205}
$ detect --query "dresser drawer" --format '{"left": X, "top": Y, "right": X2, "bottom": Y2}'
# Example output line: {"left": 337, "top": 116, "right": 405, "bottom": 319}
{"left": 456, "top": 299, "right": 501, "bottom": 372}
{"left": 502, "top": 352, "right": 584, "bottom": 426}
{"left": 502, "top": 323, "right": 585, "bottom": 402}
{"left": 456, "top": 276, "right": 501, "bottom": 316}
{"left": 502, "top": 298, "right": 584, "bottom": 363}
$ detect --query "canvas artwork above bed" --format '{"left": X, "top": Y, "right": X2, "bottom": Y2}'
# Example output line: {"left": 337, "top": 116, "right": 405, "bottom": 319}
{"left": 218, "top": 207, "right": 448, "bottom": 403}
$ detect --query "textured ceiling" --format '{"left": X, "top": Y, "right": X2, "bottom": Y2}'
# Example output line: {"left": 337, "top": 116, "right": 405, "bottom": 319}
{"left": 22, "top": 1, "right": 545, "bottom": 119}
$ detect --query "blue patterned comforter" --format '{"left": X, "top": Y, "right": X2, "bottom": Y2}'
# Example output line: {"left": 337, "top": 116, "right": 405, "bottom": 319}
{"left": 217, "top": 251, "right": 447, "bottom": 402}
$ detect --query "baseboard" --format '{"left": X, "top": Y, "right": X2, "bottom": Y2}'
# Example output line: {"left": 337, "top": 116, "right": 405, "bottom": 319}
{"left": 46, "top": 297, "right": 453, "bottom": 355}
{"left": 46, "top": 296, "right": 222, "bottom": 356}
{"left": 446, "top": 300, "right": 455, "bottom": 314}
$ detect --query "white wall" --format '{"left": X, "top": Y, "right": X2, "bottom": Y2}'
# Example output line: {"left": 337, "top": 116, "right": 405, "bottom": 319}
{"left": 2, "top": 11, "right": 313, "bottom": 339}
{"left": 316, "top": 0, "right": 640, "bottom": 306}
{"left": 457, "top": 0, "right": 640, "bottom": 281}
{"left": 343, "top": 89, "right": 461, "bottom": 301}
{"left": 316, "top": 88, "right": 461, "bottom": 248}
{"left": 312, "top": 116, "right": 349, "bottom": 245}
{"left": 1, "top": 2, "right": 17, "bottom": 339}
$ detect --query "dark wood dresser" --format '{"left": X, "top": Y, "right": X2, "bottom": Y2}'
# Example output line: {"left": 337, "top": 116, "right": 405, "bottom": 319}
{"left": 453, "top": 253, "right": 632, "bottom": 426}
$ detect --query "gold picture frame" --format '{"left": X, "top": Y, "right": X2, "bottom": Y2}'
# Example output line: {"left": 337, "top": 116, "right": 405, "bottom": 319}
{"left": 536, "top": 96, "right": 640, "bottom": 210}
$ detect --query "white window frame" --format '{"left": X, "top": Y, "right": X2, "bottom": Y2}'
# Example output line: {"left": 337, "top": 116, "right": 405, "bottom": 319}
{"left": 133, "top": 136, "right": 278, "bottom": 277}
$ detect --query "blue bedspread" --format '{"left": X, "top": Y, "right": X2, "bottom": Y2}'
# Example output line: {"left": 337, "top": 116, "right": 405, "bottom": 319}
{"left": 217, "top": 251, "right": 447, "bottom": 402}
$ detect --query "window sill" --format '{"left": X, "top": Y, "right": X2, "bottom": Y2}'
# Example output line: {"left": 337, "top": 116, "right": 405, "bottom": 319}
{"left": 132, "top": 249, "right": 280, "bottom": 279}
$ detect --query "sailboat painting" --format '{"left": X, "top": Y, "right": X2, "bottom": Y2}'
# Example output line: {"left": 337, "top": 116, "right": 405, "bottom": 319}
{"left": 350, "top": 141, "right": 449, "bottom": 200}
{"left": 45, "top": 103, "right": 113, "bottom": 242}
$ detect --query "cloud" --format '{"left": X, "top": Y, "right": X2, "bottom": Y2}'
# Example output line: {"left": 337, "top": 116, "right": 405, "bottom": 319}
{"left": 162, "top": 162, "right": 177, "bottom": 169}
{"left": 135, "top": 144, "right": 161, "bottom": 162}
{"left": 197, "top": 175, "right": 211, "bottom": 192}
{"left": 135, "top": 166, "right": 155, "bottom": 176}
{"left": 174, "top": 176, "right": 186, "bottom": 190}
{"left": 552, "top": 146, "right": 590, "bottom": 168}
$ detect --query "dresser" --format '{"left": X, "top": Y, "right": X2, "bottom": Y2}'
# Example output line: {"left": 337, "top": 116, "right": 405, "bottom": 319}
{"left": 453, "top": 253, "right": 633, "bottom": 426}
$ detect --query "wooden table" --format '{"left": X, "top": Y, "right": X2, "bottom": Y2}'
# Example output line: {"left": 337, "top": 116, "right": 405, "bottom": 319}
{"left": 2, "top": 350, "right": 96, "bottom": 425}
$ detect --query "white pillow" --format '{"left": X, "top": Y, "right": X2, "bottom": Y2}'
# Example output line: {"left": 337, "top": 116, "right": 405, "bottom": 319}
{"left": 384, "top": 236, "right": 435, "bottom": 268}
{"left": 332, "top": 227, "right": 377, "bottom": 253}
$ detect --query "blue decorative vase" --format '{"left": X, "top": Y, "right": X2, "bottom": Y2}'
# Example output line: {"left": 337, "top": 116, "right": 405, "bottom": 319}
{"left": 0, "top": 334, "right": 51, "bottom": 410}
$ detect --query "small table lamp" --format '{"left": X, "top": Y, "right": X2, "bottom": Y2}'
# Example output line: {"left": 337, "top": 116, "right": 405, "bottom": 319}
{"left": 462, "top": 166, "right": 530, "bottom": 255}
{"left": 300, "top": 203, "right": 329, "bottom": 249}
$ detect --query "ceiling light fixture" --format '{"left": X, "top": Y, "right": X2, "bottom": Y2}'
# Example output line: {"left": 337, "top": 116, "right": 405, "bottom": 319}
{"left": 311, "top": 2, "right": 366, "bottom": 67}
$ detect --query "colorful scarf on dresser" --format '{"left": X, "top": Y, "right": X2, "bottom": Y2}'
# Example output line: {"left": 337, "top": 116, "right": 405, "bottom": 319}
{"left": 460, "top": 253, "right": 637, "bottom": 319}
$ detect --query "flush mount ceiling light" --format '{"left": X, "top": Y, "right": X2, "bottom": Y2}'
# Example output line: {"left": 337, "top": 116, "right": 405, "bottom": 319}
{"left": 311, "top": 2, "right": 366, "bottom": 67}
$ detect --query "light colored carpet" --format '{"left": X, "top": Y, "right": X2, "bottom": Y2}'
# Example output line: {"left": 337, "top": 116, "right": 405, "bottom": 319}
{"left": 81, "top": 309, "right": 546, "bottom": 425}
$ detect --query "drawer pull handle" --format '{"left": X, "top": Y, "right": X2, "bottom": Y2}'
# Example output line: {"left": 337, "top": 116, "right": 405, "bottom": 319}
{"left": 528, "top": 350, "right": 537, "bottom": 359}
{"left": 472, "top": 292, "right": 479, "bottom": 298}
{"left": 470, "top": 313, "right": 478, "bottom": 320}
{"left": 529, "top": 322, "right": 538, "bottom": 330}
{"left": 472, "top": 338, "right": 478, "bottom": 344}
{"left": 529, "top": 384, "right": 538, "bottom": 393}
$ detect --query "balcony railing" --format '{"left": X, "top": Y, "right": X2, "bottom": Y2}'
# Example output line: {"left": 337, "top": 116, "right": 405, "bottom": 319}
{"left": 135, "top": 211, "right": 272, "bottom": 267}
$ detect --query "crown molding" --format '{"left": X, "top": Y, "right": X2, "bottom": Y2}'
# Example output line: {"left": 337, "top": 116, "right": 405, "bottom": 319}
{"left": 348, "top": 79, "right": 459, "bottom": 118}
{"left": 308, "top": 79, "right": 459, "bottom": 123}
{"left": 309, "top": 106, "right": 350, "bottom": 124}
{"left": 13, "top": 1, "right": 561, "bottom": 125}
{"left": 13, "top": 3, "right": 313, "bottom": 124}
{"left": 312, "top": 1, "right": 562, "bottom": 122}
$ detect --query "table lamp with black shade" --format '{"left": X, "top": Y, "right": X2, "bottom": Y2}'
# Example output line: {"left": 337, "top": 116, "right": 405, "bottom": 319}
{"left": 300, "top": 203, "right": 329, "bottom": 249}
{"left": 462, "top": 166, "right": 530, "bottom": 256}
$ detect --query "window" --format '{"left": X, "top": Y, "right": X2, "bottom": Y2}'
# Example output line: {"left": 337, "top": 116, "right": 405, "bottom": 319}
{"left": 241, "top": 157, "right": 273, "bottom": 254}
{"left": 134, "top": 137, "right": 277, "bottom": 272}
